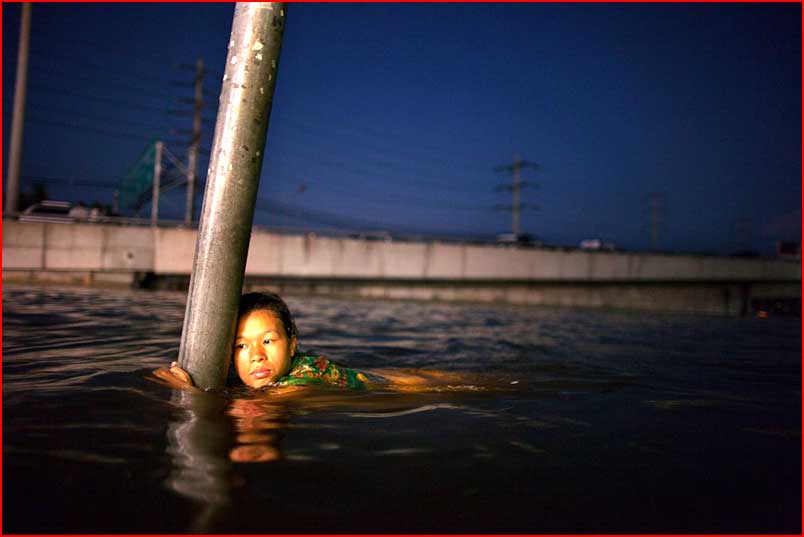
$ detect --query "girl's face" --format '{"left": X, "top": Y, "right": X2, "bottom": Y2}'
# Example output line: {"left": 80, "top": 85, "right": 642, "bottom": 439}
{"left": 233, "top": 309, "right": 296, "bottom": 388}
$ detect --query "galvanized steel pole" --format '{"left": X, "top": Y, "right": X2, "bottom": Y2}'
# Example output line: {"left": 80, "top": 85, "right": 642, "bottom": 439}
{"left": 5, "top": 3, "right": 32, "bottom": 214}
{"left": 177, "top": 2, "right": 287, "bottom": 390}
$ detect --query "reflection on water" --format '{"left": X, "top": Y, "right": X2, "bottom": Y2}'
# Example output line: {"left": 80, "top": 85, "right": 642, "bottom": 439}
{"left": 165, "top": 390, "right": 235, "bottom": 532}
{"left": 2, "top": 285, "right": 801, "bottom": 533}
{"left": 160, "top": 384, "right": 517, "bottom": 533}
{"left": 227, "top": 395, "right": 289, "bottom": 463}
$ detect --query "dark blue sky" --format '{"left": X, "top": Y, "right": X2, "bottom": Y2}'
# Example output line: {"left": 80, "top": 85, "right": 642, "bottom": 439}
{"left": 2, "top": 3, "right": 801, "bottom": 254}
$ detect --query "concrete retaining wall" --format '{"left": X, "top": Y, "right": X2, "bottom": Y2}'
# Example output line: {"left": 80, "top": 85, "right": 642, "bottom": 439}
{"left": 3, "top": 220, "right": 800, "bottom": 315}
{"left": 3, "top": 222, "right": 154, "bottom": 272}
{"left": 5, "top": 220, "right": 798, "bottom": 281}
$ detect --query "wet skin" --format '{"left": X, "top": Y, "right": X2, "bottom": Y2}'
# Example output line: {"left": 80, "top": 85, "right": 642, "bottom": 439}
{"left": 232, "top": 310, "right": 296, "bottom": 388}
{"left": 153, "top": 310, "right": 296, "bottom": 389}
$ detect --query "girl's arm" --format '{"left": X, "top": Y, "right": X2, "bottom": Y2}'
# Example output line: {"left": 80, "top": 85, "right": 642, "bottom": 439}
{"left": 365, "top": 368, "right": 484, "bottom": 392}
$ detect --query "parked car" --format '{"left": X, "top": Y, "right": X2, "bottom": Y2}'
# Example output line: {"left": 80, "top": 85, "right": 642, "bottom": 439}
{"left": 776, "top": 240, "right": 801, "bottom": 260}
{"left": 19, "top": 200, "right": 74, "bottom": 223}
{"left": 349, "top": 231, "right": 393, "bottom": 241}
{"left": 496, "top": 232, "right": 540, "bottom": 247}
{"left": 579, "top": 238, "right": 616, "bottom": 251}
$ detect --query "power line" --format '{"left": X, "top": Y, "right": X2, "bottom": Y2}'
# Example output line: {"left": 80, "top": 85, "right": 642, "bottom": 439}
{"left": 254, "top": 195, "right": 425, "bottom": 236}
{"left": 34, "top": 34, "right": 185, "bottom": 66}
{"left": 8, "top": 101, "right": 169, "bottom": 132}
{"left": 16, "top": 112, "right": 521, "bottom": 223}
{"left": 272, "top": 106, "right": 494, "bottom": 159}
{"left": 20, "top": 174, "right": 120, "bottom": 190}
{"left": 272, "top": 113, "right": 492, "bottom": 176}
{"left": 253, "top": 195, "right": 494, "bottom": 240}
{"left": 20, "top": 85, "right": 500, "bottom": 198}
{"left": 25, "top": 47, "right": 176, "bottom": 87}
{"left": 28, "top": 83, "right": 170, "bottom": 114}
{"left": 267, "top": 143, "right": 487, "bottom": 193}
{"left": 25, "top": 113, "right": 157, "bottom": 142}
{"left": 265, "top": 172, "right": 487, "bottom": 212}
{"left": 27, "top": 61, "right": 179, "bottom": 101}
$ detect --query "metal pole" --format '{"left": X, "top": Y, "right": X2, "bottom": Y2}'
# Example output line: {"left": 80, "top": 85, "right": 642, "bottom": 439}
{"left": 512, "top": 153, "right": 520, "bottom": 236}
{"left": 5, "top": 3, "right": 32, "bottom": 214}
{"left": 151, "top": 141, "right": 163, "bottom": 225}
{"left": 177, "top": 2, "right": 287, "bottom": 390}
{"left": 185, "top": 58, "right": 204, "bottom": 224}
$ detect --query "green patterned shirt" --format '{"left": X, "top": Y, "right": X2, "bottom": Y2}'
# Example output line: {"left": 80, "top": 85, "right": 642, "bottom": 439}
{"left": 274, "top": 354, "right": 368, "bottom": 389}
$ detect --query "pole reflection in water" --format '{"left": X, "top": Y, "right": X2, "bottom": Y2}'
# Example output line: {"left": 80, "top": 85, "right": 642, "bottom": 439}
{"left": 164, "top": 389, "right": 292, "bottom": 532}
{"left": 164, "top": 390, "right": 235, "bottom": 532}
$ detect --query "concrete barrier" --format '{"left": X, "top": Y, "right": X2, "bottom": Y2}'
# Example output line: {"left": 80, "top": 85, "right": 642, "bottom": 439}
{"left": 154, "top": 227, "right": 196, "bottom": 274}
{"left": 2, "top": 221, "right": 44, "bottom": 269}
{"left": 102, "top": 226, "right": 154, "bottom": 271}
{"left": 3, "top": 220, "right": 800, "bottom": 315}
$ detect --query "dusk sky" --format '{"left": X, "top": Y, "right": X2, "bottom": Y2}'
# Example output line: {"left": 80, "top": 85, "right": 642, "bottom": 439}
{"left": 2, "top": 3, "right": 801, "bottom": 255}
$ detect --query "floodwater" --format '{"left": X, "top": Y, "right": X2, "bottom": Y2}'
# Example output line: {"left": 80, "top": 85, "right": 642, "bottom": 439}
{"left": 2, "top": 284, "right": 800, "bottom": 533}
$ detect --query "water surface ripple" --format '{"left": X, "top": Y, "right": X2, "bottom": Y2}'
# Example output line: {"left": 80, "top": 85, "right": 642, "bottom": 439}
{"left": 2, "top": 285, "right": 800, "bottom": 533}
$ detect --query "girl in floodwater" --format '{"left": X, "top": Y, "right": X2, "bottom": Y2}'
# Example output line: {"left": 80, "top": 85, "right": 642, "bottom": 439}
{"left": 155, "top": 291, "right": 463, "bottom": 391}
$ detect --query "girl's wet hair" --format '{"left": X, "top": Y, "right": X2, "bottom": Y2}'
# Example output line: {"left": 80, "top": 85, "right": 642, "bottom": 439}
{"left": 238, "top": 292, "right": 298, "bottom": 340}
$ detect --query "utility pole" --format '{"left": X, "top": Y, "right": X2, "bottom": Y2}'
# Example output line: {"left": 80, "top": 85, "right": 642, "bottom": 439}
{"left": 151, "top": 141, "right": 163, "bottom": 225}
{"left": 185, "top": 58, "right": 204, "bottom": 224}
{"left": 5, "top": 3, "right": 32, "bottom": 214}
{"left": 494, "top": 153, "right": 539, "bottom": 235}
{"left": 643, "top": 192, "right": 665, "bottom": 251}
